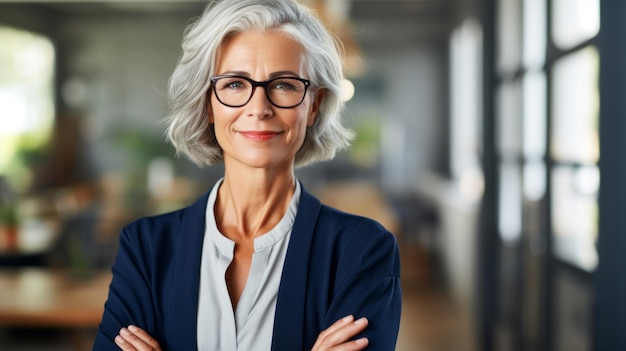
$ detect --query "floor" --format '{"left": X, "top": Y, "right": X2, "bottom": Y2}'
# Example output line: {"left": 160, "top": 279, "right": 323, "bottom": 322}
{"left": 395, "top": 237, "right": 476, "bottom": 351}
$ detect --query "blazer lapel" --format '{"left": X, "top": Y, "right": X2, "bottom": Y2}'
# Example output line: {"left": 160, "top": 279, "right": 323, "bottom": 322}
{"left": 166, "top": 193, "right": 208, "bottom": 350}
{"left": 271, "top": 185, "right": 321, "bottom": 350}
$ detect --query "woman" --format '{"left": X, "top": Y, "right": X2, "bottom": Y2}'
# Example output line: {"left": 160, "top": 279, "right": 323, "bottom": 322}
{"left": 93, "top": 0, "right": 401, "bottom": 350}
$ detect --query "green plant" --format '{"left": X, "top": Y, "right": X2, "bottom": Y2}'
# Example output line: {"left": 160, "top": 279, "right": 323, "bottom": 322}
{"left": 0, "top": 177, "right": 17, "bottom": 227}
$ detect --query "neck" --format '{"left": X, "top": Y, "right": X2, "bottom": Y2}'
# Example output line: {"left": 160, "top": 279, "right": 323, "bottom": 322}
{"left": 215, "top": 165, "right": 296, "bottom": 240}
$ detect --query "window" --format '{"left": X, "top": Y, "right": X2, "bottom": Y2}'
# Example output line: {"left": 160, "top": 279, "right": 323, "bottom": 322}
{"left": 449, "top": 19, "right": 484, "bottom": 201}
{"left": 551, "top": 0, "right": 600, "bottom": 49}
{"left": 0, "top": 26, "right": 55, "bottom": 190}
{"left": 486, "top": 0, "right": 600, "bottom": 349}
{"left": 550, "top": 13, "right": 600, "bottom": 272}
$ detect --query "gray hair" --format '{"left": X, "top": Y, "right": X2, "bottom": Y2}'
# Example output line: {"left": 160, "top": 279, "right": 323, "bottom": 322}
{"left": 164, "top": 0, "right": 354, "bottom": 167}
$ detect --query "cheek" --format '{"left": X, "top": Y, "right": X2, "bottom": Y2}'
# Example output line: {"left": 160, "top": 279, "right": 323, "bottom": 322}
{"left": 208, "top": 102, "right": 231, "bottom": 127}
{"left": 293, "top": 107, "right": 311, "bottom": 129}
{"left": 302, "top": 95, "right": 318, "bottom": 126}
{"left": 294, "top": 114, "right": 311, "bottom": 142}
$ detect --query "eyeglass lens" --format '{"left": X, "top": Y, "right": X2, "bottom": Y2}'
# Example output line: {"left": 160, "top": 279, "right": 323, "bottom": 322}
{"left": 212, "top": 76, "right": 308, "bottom": 108}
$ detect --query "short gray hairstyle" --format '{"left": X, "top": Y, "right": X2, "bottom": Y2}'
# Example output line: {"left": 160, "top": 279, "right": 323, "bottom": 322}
{"left": 164, "top": 0, "right": 354, "bottom": 167}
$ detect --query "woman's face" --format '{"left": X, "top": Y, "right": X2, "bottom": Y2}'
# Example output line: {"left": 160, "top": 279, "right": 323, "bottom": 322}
{"left": 209, "top": 30, "right": 323, "bottom": 171}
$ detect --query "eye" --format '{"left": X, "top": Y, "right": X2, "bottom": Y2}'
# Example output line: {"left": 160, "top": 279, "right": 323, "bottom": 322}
{"left": 271, "top": 79, "right": 298, "bottom": 91}
{"left": 217, "top": 77, "right": 248, "bottom": 90}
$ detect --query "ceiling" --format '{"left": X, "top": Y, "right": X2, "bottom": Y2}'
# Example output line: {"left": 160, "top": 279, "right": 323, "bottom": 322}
{"left": 0, "top": 0, "right": 455, "bottom": 46}
{"left": 349, "top": 0, "right": 455, "bottom": 46}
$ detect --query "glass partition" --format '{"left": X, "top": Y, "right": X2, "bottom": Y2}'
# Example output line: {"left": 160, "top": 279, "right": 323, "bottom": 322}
{"left": 551, "top": 0, "right": 600, "bottom": 49}
{"left": 551, "top": 47, "right": 599, "bottom": 164}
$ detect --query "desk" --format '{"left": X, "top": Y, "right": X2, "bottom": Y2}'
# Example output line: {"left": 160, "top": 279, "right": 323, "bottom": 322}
{"left": 0, "top": 268, "right": 110, "bottom": 328}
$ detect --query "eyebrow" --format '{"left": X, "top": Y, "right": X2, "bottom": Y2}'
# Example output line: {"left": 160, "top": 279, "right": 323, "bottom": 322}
{"left": 217, "top": 70, "right": 302, "bottom": 78}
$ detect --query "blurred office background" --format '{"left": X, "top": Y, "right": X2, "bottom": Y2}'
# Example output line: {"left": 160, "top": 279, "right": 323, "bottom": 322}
{"left": 0, "top": 0, "right": 624, "bottom": 350}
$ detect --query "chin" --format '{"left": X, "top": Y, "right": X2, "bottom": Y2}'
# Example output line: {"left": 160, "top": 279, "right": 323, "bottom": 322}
{"left": 236, "top": 154, "right": 278, "bottom": 168}
{"left": 245, "top": 155, "right": 295, "bottom": 170}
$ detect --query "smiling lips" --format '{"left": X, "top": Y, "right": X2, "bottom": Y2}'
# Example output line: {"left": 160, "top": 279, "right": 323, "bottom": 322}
{"left": 238, "top": 130, "right": 282, "bottom": 141}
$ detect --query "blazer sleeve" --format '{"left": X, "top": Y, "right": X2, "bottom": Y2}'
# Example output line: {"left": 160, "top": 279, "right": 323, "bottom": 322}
{"left": 93, "top": 222, "right": 164, "bottom": 350}
{"left": 323, "top": 222, "right": 402, "bottom": 350}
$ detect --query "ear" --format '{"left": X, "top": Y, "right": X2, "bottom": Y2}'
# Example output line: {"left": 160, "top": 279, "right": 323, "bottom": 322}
{"left": 307, "top": 88, "right": 325, "bottom": 127}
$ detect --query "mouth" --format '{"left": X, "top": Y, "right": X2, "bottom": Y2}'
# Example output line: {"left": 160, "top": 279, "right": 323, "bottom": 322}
{"left": 238, "top": 130, "right": 282, "bottom": 141}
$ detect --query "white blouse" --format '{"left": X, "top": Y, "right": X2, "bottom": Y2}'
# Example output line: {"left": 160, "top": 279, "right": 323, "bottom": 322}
{"left": 197, "top": 179, "right": 300, "bottom": 350}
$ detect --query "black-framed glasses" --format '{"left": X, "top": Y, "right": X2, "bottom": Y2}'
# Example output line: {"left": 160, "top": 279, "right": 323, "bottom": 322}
{"left": 210, "top": 75, "right": 311, "bottom": 108}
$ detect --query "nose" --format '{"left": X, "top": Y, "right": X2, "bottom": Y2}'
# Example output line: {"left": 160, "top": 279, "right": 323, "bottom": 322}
{"left": 246, "top": 86, "right": 273, "bottom": 119}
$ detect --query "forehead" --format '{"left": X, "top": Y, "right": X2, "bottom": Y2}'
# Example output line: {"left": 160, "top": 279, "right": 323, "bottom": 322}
{"left": 215, "top": 30, "right": 307, "bottom": 75}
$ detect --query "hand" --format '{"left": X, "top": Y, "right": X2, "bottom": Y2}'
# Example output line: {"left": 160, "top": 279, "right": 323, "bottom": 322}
{"left": 115, "top": 325, "right": 162, "bottom": 351}
{"left": 311, "top": 315, "right": 369, "bottom": 351}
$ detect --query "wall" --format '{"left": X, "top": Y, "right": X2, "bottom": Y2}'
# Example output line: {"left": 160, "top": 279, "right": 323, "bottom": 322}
{"left": 54, "top": 12, "right": 199, "bottom": 175}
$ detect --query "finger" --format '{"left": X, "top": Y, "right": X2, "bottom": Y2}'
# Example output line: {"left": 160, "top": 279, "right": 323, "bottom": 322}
{"left": 312, "top": 315, "right": 355, "bottom": 350}
{"left": 127, "top": 325, "right": 163, "bottom": 351}
{"left": 330, "top": 317, "right": 368, "bottom": 344}
{"left": 314, "top": 336, "right": 368, "bottom": 351}
{"left": 320, "top": 315, "right": 355, "bottom": 338}
{"left": 115, "top": 333, "right": 137, "bottom": 351}
{"left": 116, "top": 327, "right": 158, "bottom": 351}
{"left": 314, "top": 317, "right": 369, "bottom": 350}
{"left": 334, "top": 337, "right": 369, "bottom": 351}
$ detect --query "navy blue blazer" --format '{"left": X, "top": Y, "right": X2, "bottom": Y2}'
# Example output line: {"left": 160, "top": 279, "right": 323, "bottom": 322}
{"left": 93, "top": 184, "right": 402, "bottom": 350}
